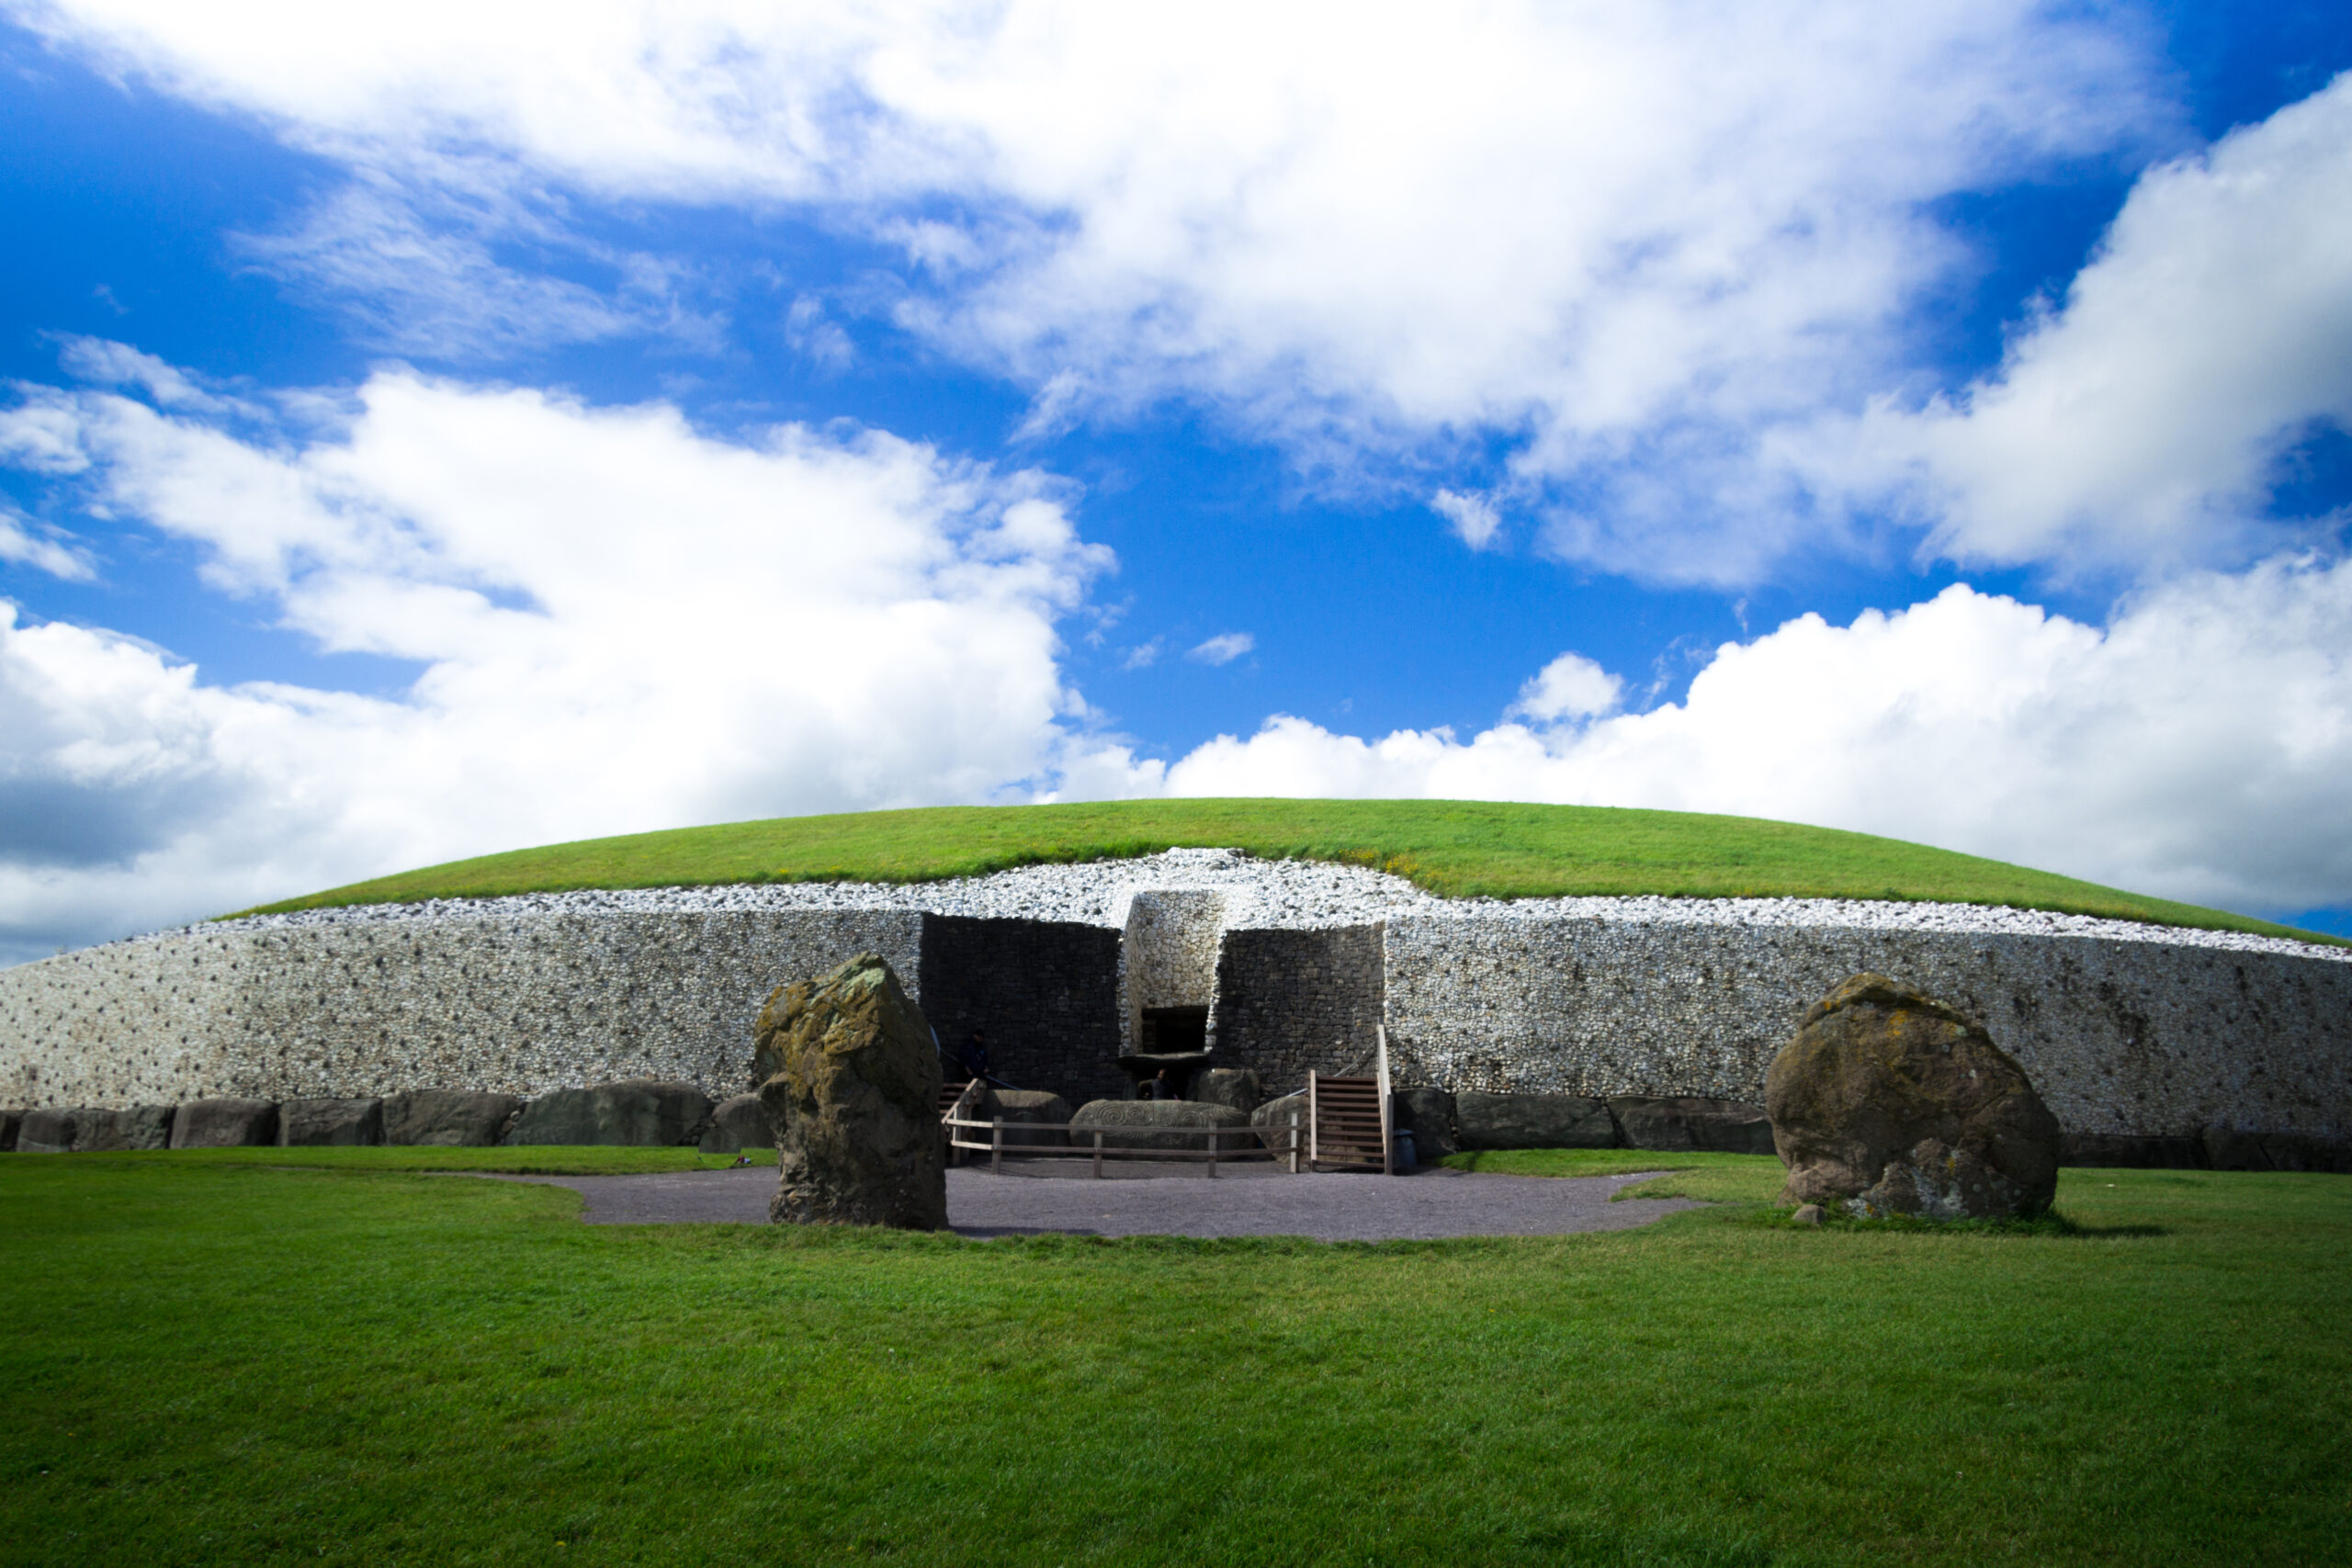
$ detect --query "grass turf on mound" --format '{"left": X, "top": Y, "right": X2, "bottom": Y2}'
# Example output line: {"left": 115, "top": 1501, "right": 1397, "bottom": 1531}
{"left": 234, "top": 797, "right": 2333, "bottom": 942}
{"left": 4, "top": 1155, "right": 2347, "bottom": 1566}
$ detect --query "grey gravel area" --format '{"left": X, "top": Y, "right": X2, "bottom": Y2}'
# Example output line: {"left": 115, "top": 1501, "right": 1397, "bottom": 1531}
{"left": 140, "top": 846, "right": 2344, "bottom": 962}
{"left": 492, "top": 1163, "right": 1702, "bottom": 1241}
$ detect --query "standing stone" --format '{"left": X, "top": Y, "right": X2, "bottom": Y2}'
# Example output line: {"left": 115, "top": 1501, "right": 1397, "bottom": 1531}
{"left": 1766, "top": 974, "right": 2061, "bottom": 1220}
{"left": 1455, "top": 1091, "right": 1619, "bottom": 1150}
{"left": 17, "top": 1109, "right": 76, "bottom": 1154}
{"left": 76, "top": 1105, "right": 176, "bottom": 1151}
{"left": 507, "top": 1080, "right": 715, "bottom": 1145}
{"left": 755, "top": 954, "right": 945, "bottom": 1229}
{"left": 169, "top": 1099, "right": 279, "bottom": 1149}
{"left": 698, "top": 1093, "right": 779, "bottom": 1155}
{"left": 380, "top": 1090, "right": 520, "bottom": 1147}
{"left": 279, "top": 1098, "right": 385, "bottom": 1146}
{"left": 1390, "top": 1087, "right": 1460, "bottom": 1160}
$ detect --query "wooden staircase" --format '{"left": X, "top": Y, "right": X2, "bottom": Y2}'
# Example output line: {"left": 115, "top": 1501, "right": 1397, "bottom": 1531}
{"left": 1306, "top": 1024, "right": 1398, "bottom": 1174}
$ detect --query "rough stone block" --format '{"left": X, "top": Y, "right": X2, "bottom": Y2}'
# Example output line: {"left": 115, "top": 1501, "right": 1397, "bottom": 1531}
{"left": 278, "top": 1098, "right": 384, "bottom": 1146}
{"left": 1610, "top": 1096, "right": 1774, "bottom": 1155}
{"left": 1455, "top": 1091, "right": 1619, "bottom": 1150}
{"left": 1189, "top": 1067, "right": 1263, "bottom": 1115}
{"left": 698, "top": 1093, "right": 777, "bottom": 1155}
{"left": 2060, "top": 1133, "right": 2206, "bottom": 1168}
{"left": 169, "top": 1098, "right": 278, "bottom": 1149}
{"left": 1069, "top": 1098, "right": 1254, "bottom": 1151}
{"left": 0, "top": 1110, "right": 19, "bottom": 1152}
{"left": 381, "top": 1089, "right": 519, "bottom": 1147}
{"left": 1251, "top": 1091, "right": 1309, "bottom": 1157}
{"left": 2200, "top": 1128, "right": 2273, "bottom": 1170}
{"left": 2256, "top": 1133, "right": 2352, "bottom": 1174}
{"left": 17, "top": 1108, "right": 76, "bottom": 1154}
{"left": 1390, "top": 1087, "right": 1459, "bottom": 1159}
{"left": 758, "top": 953, "right": 945, "bottom": 1229}
{"left": 967, "top": 1088, "right": 1073, "bottom": 1148}
{"left": 76, "top": 1105, "right": 176, "bottom": 1151}
{"left": 507, "top": 1079, "right": 715, "bottom": 1145}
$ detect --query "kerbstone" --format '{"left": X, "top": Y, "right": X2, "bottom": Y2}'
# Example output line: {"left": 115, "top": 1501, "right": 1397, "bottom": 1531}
{"left": 0, "top": 1109, "right": 19, "bottom": 1152}
{"left": 2062, "top": 1132, "right": 2205, "bottom": 1168}
{"left": 1456, "top": 1090, "right": 1618, "bottom": 1150}
{"left": 278, "top": 1098, "right": 383, "bottom": 1146}
{"left": 965, "top": 1088, "right": 1074, "bottom": 1149}
{"left": 1390, "top": 1087, "right": 1459, "bottom": 1159}
{"left": 76, "top": 1104, "right": 175, "bottom": 1151}
{"left": 169, "top": 1098, "right": 278, "bottom": 1149}
{"left": 1069, "top": 1098, "right": 1253, "bottom": 1152}
{"left": 18, "top": 1108, "right": 75, "bottom": 1154}
{"left": 1189, "top": 1067, "right": 1263, "bottom": 1115}
{"left": 1609, "top": 1096, "right": 1774, "bottom": 1155}
{"left": 381, "top": 1089, "right": 518, "bottom": 1147}
{"left": 698, "top": 1093, "right": 776, "bottom": 1155}
{"left": 508, "top": 1079, "right": 714, "bottom": 1146}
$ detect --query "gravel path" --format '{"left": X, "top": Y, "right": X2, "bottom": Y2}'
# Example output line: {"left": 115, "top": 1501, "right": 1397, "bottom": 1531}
{"left": 492, "top": 1163, "right": 1702, "bottom": 1241}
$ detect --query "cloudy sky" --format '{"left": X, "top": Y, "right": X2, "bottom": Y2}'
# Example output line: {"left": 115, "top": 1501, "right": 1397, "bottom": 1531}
{"left": 3, "top": 2, "right": 2349, "bottom": 962}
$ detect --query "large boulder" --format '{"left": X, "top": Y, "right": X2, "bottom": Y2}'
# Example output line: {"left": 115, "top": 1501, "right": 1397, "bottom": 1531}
{"left": 1610, "top": 1096, "right": 1774, "bottom": 1156}
{"left": 0, "top": 1110, "right": 20, "bottom": 1152}
{"left": 381, "top": 1090, "right": 520, "bottom": 1147}
{"left": 279, "top": 1098, "right": 384, "bottom": 1146}
{"left": 1251, "top": 1092, "right": 1309, "bottom": 1158}
{"left": 17, "top": 1109, "right": 76, "bottom": 1154}
{"left": 1069, "top": 1099, "right": 1254, "bottom": 1152}
{"left": 698, "top": 1093, "right": 777, "bottom": 1155}
{"left": 1189, "top": 1068, "right": 1263, "bottom": 1115}
{"left": 1455, "top": 1091, "right": 1619, "bottom": 1150}
{"left": 964, "top": 1088, "right": 1074, "bottom": 1149}
{"left": 1766, "top": 974, "right": 2061, "bottom": 1220}
{"left": 1390, "top": 1087, "right": 1460, "bottom": 1160}
{"left": 76, "top": 1105, "right": 176, "bottom": 1151}
{"left": 169, "top": 1099, "right": 278, "bottom": 1149}
{"left": 508, "top": 1079, "right": 715, "bottom": 1145}
{"left": 755, "top": 953, "right": 945, "bottom": 1229}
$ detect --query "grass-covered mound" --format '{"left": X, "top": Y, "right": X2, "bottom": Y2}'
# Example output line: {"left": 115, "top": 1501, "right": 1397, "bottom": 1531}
{"left": 243, "top": 798, "right": 2331, "bottom": 942}
{"left": 4, "top": 1153, "right": 2346, "bottom": 1564}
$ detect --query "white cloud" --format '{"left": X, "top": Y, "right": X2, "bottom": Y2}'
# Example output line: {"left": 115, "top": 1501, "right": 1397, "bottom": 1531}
{"left": 12, "top": 0, "right": 2176, "bottom": 576}
{"left": 1136, "top": 561, "right": 2352, "bottom": 917}
{"left": 1120, "top": 637, "right": 1161, "bottom": 671}
{"left": 0, "top": 509, "right": 96, "bottom": 581}
{"left": 0, "top": 356, "right": 1114, "bottom": 959}
{"left": 1430, "top": 489, "right": 1502, "bottom": 551}
{"left": 1510, "top": 652, "right": 1620, "bottom": 724}
{"left": 1187, "top": 632, "right": 1253, "bottom": 667}
{"left": 1852, "top": 72, "right": 2352, "bottom": 573}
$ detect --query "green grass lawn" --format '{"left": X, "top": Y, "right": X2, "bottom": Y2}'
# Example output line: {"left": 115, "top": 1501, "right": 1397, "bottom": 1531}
{"left": 5, "top": 1154, "right": 2347, "bottom": 1565}
{"left": 234, "top": 798, "right": 2334, "bottom": 942}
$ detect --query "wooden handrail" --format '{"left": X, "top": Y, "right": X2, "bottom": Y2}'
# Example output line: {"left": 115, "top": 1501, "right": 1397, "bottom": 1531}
{"left": 938, "top": 1112, "right": 1302, "bottom": 1179}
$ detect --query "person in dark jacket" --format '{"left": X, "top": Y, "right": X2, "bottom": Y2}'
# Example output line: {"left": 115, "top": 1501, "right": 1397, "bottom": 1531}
{"left": 957, "top": 1029, "right": 991, "bottom": 1083}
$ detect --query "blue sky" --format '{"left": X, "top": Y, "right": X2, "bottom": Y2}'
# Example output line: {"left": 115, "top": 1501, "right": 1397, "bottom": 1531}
{"left": 2, "top": 2, "right": 2350, "bottom": 962}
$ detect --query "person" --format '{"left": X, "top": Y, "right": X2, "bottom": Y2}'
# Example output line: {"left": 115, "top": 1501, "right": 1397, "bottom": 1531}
{"left": 957, "top": 1029, "right": 991, "bottom": 1083}
{"left": 1149, "top": 1067, "right": 1175, "bottom": 1101}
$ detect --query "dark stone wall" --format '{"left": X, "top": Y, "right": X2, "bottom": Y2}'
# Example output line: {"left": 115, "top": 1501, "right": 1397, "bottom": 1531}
{"left": 916, "top": 915, "right": 1125, "bottom": 1107}
{"left": 1209, "top": 924, "right": 1385, "bottom": 1097}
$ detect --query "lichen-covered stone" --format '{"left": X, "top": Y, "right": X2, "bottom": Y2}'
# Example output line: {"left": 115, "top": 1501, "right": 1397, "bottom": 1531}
{"left": 169, "top": 1098, "right": 278, "bottom": 1149}
{"left": 1766, "top": 974, "right": 2061, "bottom": 1220}
{"left": 279, "top": 1098, "right": 383, "bottom": 1146}
{"left": 756, "top": 954, "right": 944, "bottom": 1229}
{"left": 698, "top": 1093, "right": 777, "bottom": 1155}
{"left": 1069, "top": 1098, "right": 1253, "bottom": 1151}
